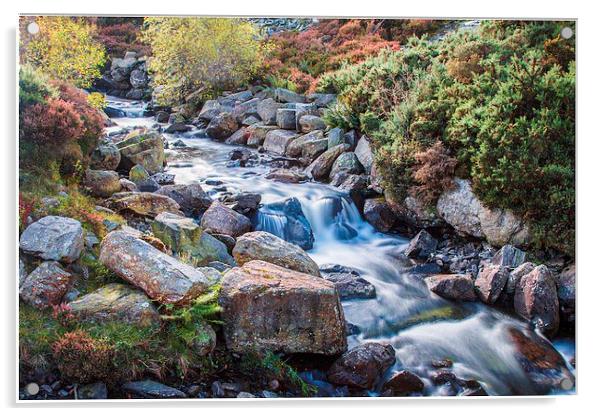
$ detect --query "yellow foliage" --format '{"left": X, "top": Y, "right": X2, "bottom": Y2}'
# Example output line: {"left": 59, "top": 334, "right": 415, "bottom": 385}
{"left": 141, "top": 17, "right": 266, "bottom": 106}
{"left": 22, "top": 16, "right": 106, "bottom": 88}
{"left": 86, "top": 92, "right": 107, "bottom": 110}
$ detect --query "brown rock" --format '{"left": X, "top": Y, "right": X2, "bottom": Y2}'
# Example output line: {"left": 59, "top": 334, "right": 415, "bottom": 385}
{"left": 514, "top": 265, "right": 559, "bottom": 336}
{"left": 219, "top": 260, "right": 347, "bottom": 354}
{"left": 363, "top": 198, "right": 397, "bottom": 232}
{"left": 305, "top": 144, "right": 349, "bottom": 180}
{"left": 383, "top": 371, "right": 424, "bottom": 395}
{"left": 200, "top": 201, "right": 252, "bottom": 238}
{"left": 425, "top": 274, "right": 477, "bottom": 301}
{"left": 19, "top": 261, "right": 72, "bottom": 309}
{"left": 474, "top": 265, "right": 509, "bottom": 304}
{"left": 99, "top": 231, "right": 210, "bottom": 305}
{"left": 233, "top": 231, "right": 320, "bottom": 276}
{"left": 327, "top": 342, "right": 396, "bottom": 389}
{"left": 105, "top": 192, "right": 182, "bottom": 217}
{"left": 265, "top": 168, "right": 308, "bottom": 183}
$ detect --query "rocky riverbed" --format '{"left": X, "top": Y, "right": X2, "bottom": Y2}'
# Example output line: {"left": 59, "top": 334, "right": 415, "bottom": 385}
{"left": 18, "top": 87, "right": 575, "bottom": 399}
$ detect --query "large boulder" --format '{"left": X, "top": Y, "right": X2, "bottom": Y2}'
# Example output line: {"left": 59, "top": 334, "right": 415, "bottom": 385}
{"left": 556, "top": 264, "right": 575, "bottom": 326}
{"left": 224, "top": 127, "right": 249, "bottom": 146}
{"left": 329, "top": 152, "right": 363, "bottom": 180}
{"left": 298, "top": 115, "right": 326, "bottom": 133}
{"left": 151, "top": 212, "right": 235, "bottom": 266}
{"left": 256, "top": 197, "right": 314, "bottom": 249}
{"left": 68, "top": 283, "right": 160, "bottom": 327}
{"left": 105, "top": 192, "right": 182, "bottom": 217}
{"left": 425, "top": 274, "right": 477, "bottom": 301}
{"left": 265, "top": 168, "right": 308, "bottom": 183}
{"left": 286, "top": 130, "right": 324, "bottom": 158}
{"left": 436, "top": 179, "right": 530, "bottom": 247}
{"left": 257, "top": 98, "right": 284, "bottom": 125}
{"left": 200, "top": 201, "right": 252, "bottom": 238}
{"left": 90, "top": 143, "right": 121, "bottom": 170}
{"left": 233, "top": 231, "right": 320, "bottom": 276}
{"left": 363, "top": 198, "right": 397, "bottom": 232}
{"left": 99, "top": 231, "right": 210, "bottom": 305}
{"left": 84, "top": 169, "right": 121, "bottom": 198}
{"left": 206, "top": 112, "right": 239, "bottom": 140}
{"left": 263, "top": 129, "right": 300, "bottom": 155}
{"left": 474, "top": 265, "right": 509, "bottom": 304}
{"left": 354, "top": 135, "right": 374, "bottom": 172}
{"left": 19, "top": 261, "right": 72, "bottom": 309}
{"left": 19, "top": 216, "right": 84, "bottom": 263}
{"left": 276, "top": 108, "right": 297, "bottom": 129}
{"left": 231, "top": 97, "right": 260, "bottom": 123}
{"left": 155, "top": 183, "right": 212, "bottom": 217}
{"left": 129, "top": 68, "right": 148, "bottom": 89}
{"left": 246, "top": 124, "right": 279, "bottom": 147}
{"left": 116, "top": 129, "right": 165, "bottom": 174}
{"left": 219, "top": 260, "right": 347, "bottom": 354}
{"left": 505, "top": 262, "right": 536, "bottom": 295}
{"left": 514, "top": 265, "right": 559, "bottom": 336}
{"left": 327, "top": 342, "right": 396, "bottom": 390}
{"left": 319, "top": 264, "right": 376, "bottom": 300}
{"left": 274, "top": 88, "right": 306, "bottom": 103}
{"left": 198, "top": 99, "right": 227, "bottom": 121}
{"left": 305, "top": 144, "right": 349, "bottom": 180}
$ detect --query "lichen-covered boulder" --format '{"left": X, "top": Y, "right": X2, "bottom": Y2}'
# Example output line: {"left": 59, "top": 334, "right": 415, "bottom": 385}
{"left": 265, "top": 168, "right": 308, "bottom": 183}
{"left": 354, "top": 135, "right": 374, "bottom": 172}
{"left": 233, "top": 231, "right": 320, "bottom": 276}
{"left": 276, "top": 108, "right": 297, "bottom": 129}
{"left": 99, "top": 231, "right": 210, "bottom": 305}
{"left": 155, "top": 183, "right": 212, "bottom": 217}
{"left": 514, "top": 265, "right": 559, "bottom": 336}
{"left": 151, "top": 212, "right": 235, "bottom": 266}
{"left": 19, "top": 261, "right": 72, "bottom": 309}
{"left": 327, "top": 342, "right": 396, "bottom": 389}
{"left": 329, "top": 152, "right": 364, "bottom": 180}
{"left": 425, "top": 274, "right": 477, "bottom": 301}
{"left": 116, "top": 129, "right": 165, "bottom": 174}
{"left": 305, "top": 144, "right": 349, "bottom": 180}
{"left": 200, "top": 201, "right": 251, "bottom": 238}
{"left": 286, "top": 130, "right": 324, "bottom": 159}
{"left": 68, "top": 283, "right": 160, "bottom": 327}
{"left": 274, "top": 88, "right": 306, "bottom": 104}
{"left": 436, "top": 179, "right": 530, "bottom": 247}
{"left": 492, "top": 245, "right": 526, "bottom": 268}
{"left": 219, "top": 260, "right": 347, "bottom": 354}
{"left": 105, "top": 192, "right": 182, "bottom": 217}
{"left": 257, "top": 98, "right": 284, "bottom": 125}
{"left": 90, "top": 143, "right": 121, "bottom": 170}
{"left": 263, "top": 129, "right": 300, "bottom": 155}
{"left": 298, "top": 115, "right": 326, "bottom": 133}
{"left": 84, "top": 169, "right": 122, "bottom": 198}
{"left": 19, "top": 216, "right": 84, "bottom": 263}
{"left": 206, "top": 112, "right": 239, "bottom": 140}
{"left": 246, "top": 124, "right": 279, "bottom": 147}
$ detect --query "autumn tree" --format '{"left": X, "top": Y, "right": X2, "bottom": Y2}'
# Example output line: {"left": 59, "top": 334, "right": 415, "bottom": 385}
{"left": 21, "top": 16, "right": 106, "bottom": 88}
{"left": 141, "top": 17, "right": 265, "bottom": 106}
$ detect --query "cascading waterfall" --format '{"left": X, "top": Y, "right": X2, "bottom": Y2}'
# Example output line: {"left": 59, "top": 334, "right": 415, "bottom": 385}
{"left": 106, "top": 96, "right": 575, "bottom": 397}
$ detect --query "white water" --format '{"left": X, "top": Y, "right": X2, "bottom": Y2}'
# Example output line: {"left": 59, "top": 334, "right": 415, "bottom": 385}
{"left": 106, "top": 97, "right": 575, "bottom": 396}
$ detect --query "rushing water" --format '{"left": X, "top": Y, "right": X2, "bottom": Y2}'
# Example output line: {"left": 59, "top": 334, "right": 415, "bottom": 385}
{"left": 106, "top": 97, "right": 575, "bottom": 396}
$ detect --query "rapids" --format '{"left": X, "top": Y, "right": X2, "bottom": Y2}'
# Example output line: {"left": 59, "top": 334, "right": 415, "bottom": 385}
{"left": 106, "top": 96, "right": 575, "bottom": 396}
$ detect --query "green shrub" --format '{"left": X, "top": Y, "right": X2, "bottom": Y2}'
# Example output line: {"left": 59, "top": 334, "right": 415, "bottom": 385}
{"left": 18, "top": 65, "right": 58, "bottom": 108}
{"left": 320, "top": 21, "right": 575, "bottom": 254}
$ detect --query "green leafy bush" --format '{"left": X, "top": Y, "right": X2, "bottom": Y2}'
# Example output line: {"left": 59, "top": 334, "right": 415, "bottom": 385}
{"left": 320, "top": 21, "right": 575, "bottom": 253}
